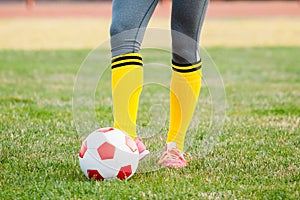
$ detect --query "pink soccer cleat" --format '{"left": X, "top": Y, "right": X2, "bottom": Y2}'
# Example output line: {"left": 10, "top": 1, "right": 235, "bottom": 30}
{"left": 134, "top": 137, "right": 150, "bottom": 160}
{"left": 158, "top": 142, "right": 188, "bottom": 168}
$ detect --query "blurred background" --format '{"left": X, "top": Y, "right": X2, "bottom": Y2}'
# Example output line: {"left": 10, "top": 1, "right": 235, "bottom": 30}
{"left": 0, "top": 0, "right": 299, "bottom": 49}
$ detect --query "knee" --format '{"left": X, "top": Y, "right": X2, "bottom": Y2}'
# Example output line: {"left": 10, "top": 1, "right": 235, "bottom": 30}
{"left": 110, "top": 19, "right": 143, "bottom": 57}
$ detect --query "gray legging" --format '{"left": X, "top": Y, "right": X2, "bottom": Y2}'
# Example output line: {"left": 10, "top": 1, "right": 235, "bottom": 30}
{"left": 110, "top": 0, "right": 209, "bottom": 64}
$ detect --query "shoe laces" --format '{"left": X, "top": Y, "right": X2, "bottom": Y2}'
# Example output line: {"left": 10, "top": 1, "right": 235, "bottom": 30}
{"left": 158, "top": 148, "right": 190, "bottom": 165}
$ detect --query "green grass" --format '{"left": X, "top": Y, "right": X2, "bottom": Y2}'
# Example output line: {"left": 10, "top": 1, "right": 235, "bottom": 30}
{"left": 0, "top": 47, "right": 299, "bottom": 199}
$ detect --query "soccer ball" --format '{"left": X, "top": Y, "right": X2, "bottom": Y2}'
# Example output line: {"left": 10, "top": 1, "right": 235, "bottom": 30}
{"left": 78, "top": 127, "right": 139, "bottom": 180}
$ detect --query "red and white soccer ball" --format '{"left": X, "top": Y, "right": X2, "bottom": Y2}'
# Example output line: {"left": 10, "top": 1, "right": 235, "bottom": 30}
{"left": 78, "top": 127, "right": 139, "bottom": 180}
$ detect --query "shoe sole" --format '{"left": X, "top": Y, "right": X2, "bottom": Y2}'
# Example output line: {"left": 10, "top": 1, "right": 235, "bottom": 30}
{"left": 139, "top": 150, "right": 150, "bottom": 161}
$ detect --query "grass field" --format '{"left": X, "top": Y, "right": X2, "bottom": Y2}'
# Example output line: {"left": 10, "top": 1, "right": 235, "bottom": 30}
{"left": 0, "top": 46, "right": 299, "bottom": 199}
{"left": 0, "top": 7, "right": 300, "bottom": 198}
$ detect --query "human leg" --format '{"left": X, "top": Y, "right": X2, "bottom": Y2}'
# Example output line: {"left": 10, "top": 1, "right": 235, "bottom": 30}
{"left": 166, "top": 0, "right": 209, "bottom": 154}
{"left": 110, "top": 0, "right": 159, "bottom": 140}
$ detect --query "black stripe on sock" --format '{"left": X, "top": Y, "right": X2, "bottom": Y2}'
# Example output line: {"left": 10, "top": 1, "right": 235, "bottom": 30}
{"left": 172, "top": 66, "right": 202, "bottom": 73}
{"left": 172, "top": 59, "right": 201, "bottom": 67}
{"left": 112, "top": 55, "right": 142, "bottom": 64}
{"left": 172, "top": 60, "right": 202, "bottom": 73}
{"left": 111, "top": 61, "right": 143, "bottom": 69}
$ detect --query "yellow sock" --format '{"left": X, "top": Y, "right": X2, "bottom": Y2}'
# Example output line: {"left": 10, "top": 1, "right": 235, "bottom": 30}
{"left": 166, "top": 60, "right": 202, "bottom": 151}
{"left": 111, "top": 53, "right": 143, "bottom": 139}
